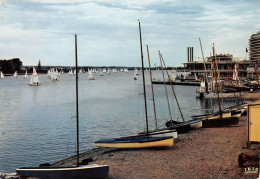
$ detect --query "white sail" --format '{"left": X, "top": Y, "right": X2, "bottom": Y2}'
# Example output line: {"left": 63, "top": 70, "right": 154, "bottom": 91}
{"left": 100, "top": 70, "right": 103, "bottom": 76}
{"left": 88, "top": 69, "right": 95, "bottom": 80}
{"left": 29, "top": 67, "right": 40, "bottom": 85}
{"left": 171, "top": 70, "right": 176, "bottom": 82}
{"left": 0, "top": 72, "right": 4, "bottom": 79}
{"left": 24, "top": 70, "right": 28, "bottom": 79}
{"left": 14, "top": 71, "right": 17, "bottom": 78}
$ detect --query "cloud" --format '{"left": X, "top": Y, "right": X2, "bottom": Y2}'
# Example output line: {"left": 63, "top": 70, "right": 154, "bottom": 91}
{"left": 1, "top": 0, "right": 260, "bottom": 66}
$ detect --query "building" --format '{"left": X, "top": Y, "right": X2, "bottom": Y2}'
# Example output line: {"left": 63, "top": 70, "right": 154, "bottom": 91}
{"left": 248, "top": 31, "right": 260, "bottom": 79}
{"left": 249, "top": 31, "right": 260, "bottom": 62}
{"left": 183, "top": 52, "right": 251, "bottom": 80}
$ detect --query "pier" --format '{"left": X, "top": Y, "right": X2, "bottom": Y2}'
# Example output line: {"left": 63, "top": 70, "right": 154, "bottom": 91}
{"left": 152, "top": 80, "right": 200, "bottom": 86}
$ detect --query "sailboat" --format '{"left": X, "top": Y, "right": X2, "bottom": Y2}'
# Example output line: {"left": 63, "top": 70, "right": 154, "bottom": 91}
{"left": 88, "top": 69, "right": 95, "bottom": 80}
{"left": 14, "top": 71, "right": 18, "bottom": 78}
{"left": 17, "top": 34, "right": 109, "bottom": 179}
{"left": 29, "top": 67, "right": 41, "bottom": 86}
{"left": 134, "top": 71, "right": 137, "bottom": 80}
{"left": 50, "top": 68, "right": 59, "bottom": 81}
{"left": 156, "top": 52, "right": 202, "bottom": 133}
{"left": 193, "top": 44, "right": 238, "bottom": 127}
{"left": 0, "top": 71, "right": 4, "bottom": 79}
{"left": 95, "top": 21, "right": 174, "bottom": 149}
{"left": 23, "top": 70, "right": 28, "bottom": 79}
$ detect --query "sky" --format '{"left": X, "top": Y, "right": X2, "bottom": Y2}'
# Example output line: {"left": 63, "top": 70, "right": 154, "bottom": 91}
{"left": 0, "top": 0, "right": 259, "bottom": 67}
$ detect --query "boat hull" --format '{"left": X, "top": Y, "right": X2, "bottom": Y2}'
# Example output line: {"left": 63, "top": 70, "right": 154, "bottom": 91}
{"left": 95, "top": 136, "right": 174, "bottom": 148}
{"left": 139, "top": 129, "right": 178, "bottom": 138}
{"left": 165, "top": 119, "right": 202, "bottom": 133}
{"left": 202, "top": 117, "right": 238, "bottom": 128}
{"left": 16, "top": 164, "right": 109, "bottom": 179}
{"left": 29, "top": 83, "right": 41, "bottom": 86}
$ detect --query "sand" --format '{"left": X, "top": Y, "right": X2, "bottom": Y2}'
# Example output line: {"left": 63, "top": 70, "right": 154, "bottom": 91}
{"left": 53, "top": 91, "right": 260, "bottom": 179}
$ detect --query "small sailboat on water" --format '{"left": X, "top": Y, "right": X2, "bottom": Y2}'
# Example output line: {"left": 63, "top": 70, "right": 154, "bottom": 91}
{"left": 95, "top": 21, "right": 174, "bottom": 149}
{"left": 14, "top": 71, "right": 18, "bottom": 78}
{"left": 88, "top": 69, "right": 95, "bottom": 80}
{"left": 17, "top": 34, "right": 109, "bottom": 179}
{"left": 29, "top": 67, "right": 41, "bottom": 86}
{"left": 23, "top": 70, "right": 28, "bottom": 79}
{"left": 0, "top": 71, "right": 4, "bottom": 79}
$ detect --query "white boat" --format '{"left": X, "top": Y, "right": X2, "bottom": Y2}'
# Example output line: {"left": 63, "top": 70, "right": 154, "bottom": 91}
{"left": 68, "top": 69, "right": 73, "bottom": 75}
{"left": 50, "top": 68, "right": 59, "bottom": 81}
{"left": 88, "top": 69, "right": 95, "bottom": 80}
{"left": 17, "top": 34, "right": 109, "bottom": 179}
{"left": 0, "top": 71, "right": 4, "bottom": 79}
{"left": 14, "top": 71, "right": 18, "bottom": 78}
{"left": 29, "top": 67, "right": 41, "bottom": 86}
{"left": 134, "top": 72, "right": 137, "bottom": 80}
{"left": 23, "top": 70, "right": 28, "bottom": 79}
{"left": 100, "top": 70, "right": 103, "bottom": 76}
{"left": 95, "top": 22, "right": 174, "bottom": 149}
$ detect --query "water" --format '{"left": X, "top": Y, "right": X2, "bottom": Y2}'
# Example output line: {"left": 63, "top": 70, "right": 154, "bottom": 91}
{"left": 0, "top": 71, "right": 238, "bottom": 172}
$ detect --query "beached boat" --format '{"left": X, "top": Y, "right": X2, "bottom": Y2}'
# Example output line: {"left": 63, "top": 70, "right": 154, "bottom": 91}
{"left": 95, "top": 136, "right": 173, "bottom": 148}
{"left": 29, "top": 67, "right": 41, "bottom": 86}
{"left": 17, "top": 34, "right": 109, "bottom": 179}
{"left": 95, "top": 21, "right": 174, "bottom": 149}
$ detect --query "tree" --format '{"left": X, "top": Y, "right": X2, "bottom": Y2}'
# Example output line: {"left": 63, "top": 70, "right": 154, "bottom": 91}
{"left": 0, "top": 58, "right": 22, "bottom": 74}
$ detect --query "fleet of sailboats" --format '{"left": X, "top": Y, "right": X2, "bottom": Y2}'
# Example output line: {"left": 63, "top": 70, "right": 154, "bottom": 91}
{"left": 16, "top": 34, "right": 109, "bottom": 179}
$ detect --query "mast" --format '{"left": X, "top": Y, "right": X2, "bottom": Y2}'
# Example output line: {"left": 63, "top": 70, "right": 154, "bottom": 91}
{"left": 159, "top": 51, "right": 173, "bottom": 123}
{"left": 211, "top": 48, "right": 222, "bottom": 118}
{"left": 199, "top": 38, "right": 213, "bottom": 108}
{"left": 160, "top": 53, "right": 185, "bottom": 123}
{"left": 213, "top": 44, "right": 224, "bottom": 109}
{"left": 226, "top": 59, "right": 238, "bottom": 106}
{"left": 75, "top": 34, "right": 79, "bottom": 167}
{"left": 147, "top": 45, "right": 158, "bottom": 130}
{"left": 138, "top": 21, "right": 149, "bottom": 136}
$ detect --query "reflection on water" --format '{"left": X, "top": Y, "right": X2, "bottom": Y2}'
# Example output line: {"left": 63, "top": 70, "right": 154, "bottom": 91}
{"left": 0, "top": 71, "right": 238, "bottom": 172}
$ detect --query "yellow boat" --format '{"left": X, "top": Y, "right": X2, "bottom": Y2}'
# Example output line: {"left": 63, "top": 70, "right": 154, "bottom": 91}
{"left": 29, "top": 83, "right": 41, "bottom": 86}
{"left": 95, "top": 136, "right": 174, "bottom": 148}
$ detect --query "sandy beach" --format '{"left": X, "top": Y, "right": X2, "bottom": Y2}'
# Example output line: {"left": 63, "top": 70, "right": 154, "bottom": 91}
{"left": 53, "top": 91, "right": 260, "bottom": 178}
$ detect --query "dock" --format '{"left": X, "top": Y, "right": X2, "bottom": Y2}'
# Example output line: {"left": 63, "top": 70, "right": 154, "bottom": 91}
{"left": 152, "top": 80, "right": 200, "bottom": 86}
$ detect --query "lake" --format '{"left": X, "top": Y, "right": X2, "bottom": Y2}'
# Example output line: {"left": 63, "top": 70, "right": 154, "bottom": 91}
{"left": 0, "top": 70, "right": 238, "bottom": 172}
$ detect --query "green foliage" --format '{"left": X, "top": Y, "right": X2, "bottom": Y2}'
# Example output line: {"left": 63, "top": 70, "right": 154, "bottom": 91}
{"left": 0, "top": 58, "right": 23, "bottom": 74}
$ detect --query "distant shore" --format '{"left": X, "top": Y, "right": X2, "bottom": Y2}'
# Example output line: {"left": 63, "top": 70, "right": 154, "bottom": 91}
{"left": 53, "top": 92, "right": 260, "bottom": 178}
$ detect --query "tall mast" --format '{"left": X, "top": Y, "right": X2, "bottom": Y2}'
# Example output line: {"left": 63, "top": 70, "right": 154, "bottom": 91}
{"left": 211, "top": 47, "right": 222, "bottom": 117}
{"left": 146, "top": 45, "right": 158, "bottom": 130}
{"left": 159, "top": 51, "right": 173, "bottom": 123}
{"left": 138, "top": 21, "right": 149, "bottom": 136}
{"left": 199, "top": 38, "right": 213, "bottom": 108}
{"left": 160, "top": 53, "right": 185, "bottom": 123}
{"left": 75, "top": 34, "right": 79, "bottom": 167}
{"left": 213, "top": 44, "right": 224, "bottom": 109}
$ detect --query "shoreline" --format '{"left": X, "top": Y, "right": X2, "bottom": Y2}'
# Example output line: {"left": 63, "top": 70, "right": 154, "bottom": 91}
{"left": 52, "top": 92, "right": 260, "bottom": 178}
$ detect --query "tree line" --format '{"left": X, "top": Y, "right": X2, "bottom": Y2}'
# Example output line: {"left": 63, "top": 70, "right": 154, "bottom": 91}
{"left": 0, "top": 58, "right": 23, "bottom": 74}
